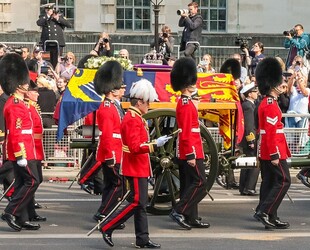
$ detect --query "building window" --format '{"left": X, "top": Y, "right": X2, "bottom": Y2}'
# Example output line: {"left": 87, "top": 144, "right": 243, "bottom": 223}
{"left": 40, "top": 0, "right": 74, "bottom": 30}
{"left": 116, "top": 0, "right": 151, "bottom": 31}
{"left": 197, "top": 0, "right": 227, "bottom": 32}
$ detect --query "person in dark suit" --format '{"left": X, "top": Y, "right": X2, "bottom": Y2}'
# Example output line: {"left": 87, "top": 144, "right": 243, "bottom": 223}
{"left": 37, "top": 3, "right": 72, "bottom": 69}
{"left": 178, "top": 2, "right": 203, "bottom": 60}
{"left": 238, "top": 82, "right": 260, "bottom": 196}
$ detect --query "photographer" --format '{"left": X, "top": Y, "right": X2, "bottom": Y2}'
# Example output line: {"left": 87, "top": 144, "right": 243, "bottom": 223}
{"left": 55, "top": 51, "right": 77, "bottom": 81}
{"left": 37, "top": 4, "right": 72, "bottom": 68}
{"left": 284, "top": 24, "right": 309, "bottom": 69}
{"left": 90, "top": 32, "right": 113, "bottom": 57}
{"left": 150, "top": 25, "right": 175, "bottom": 60}
{"left": 242, "top": 41, "right": 265, "bottom": 77}
{"left": 286, "top": 66, "right": 310, "bottom": 129}
{"left": 178, "top": 2, "right": 203, "bottom": 60}
{"left": 197, "top": 54, "right": 215, "bottom": 73}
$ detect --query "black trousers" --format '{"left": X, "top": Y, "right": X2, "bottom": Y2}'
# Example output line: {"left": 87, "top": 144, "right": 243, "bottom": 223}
{"left": 239, "top": 147, "right": 260, "bottom": 193}
{"left": 175, "top": 159, "right": 207, "bottom": 219}
{"left": 184, "top": 43, "right": 198, "bottom": 60}
{"left": 26, "top": 160, "right": 43, "bottom": 221}
{"left": 97, "top": 163, "right": 125, "bottom": 215}
{"left": 299, "top": 167, "right": 310, "bottom": 177}
{"left": 256, "top": 159, "right": 291, "bottom": 218}
{"left": 101, "top": 177, "right": 149, "bottom": 246}
{"left": 5, "top": 160, "right": 40, "bottom": 223}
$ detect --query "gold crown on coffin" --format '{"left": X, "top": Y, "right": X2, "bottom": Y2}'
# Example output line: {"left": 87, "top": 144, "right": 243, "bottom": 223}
{"left": 143, "top": 50, "right": 164, "bottom": 65}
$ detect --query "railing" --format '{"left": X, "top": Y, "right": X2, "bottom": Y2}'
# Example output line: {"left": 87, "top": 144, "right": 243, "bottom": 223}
{"left": 1, "top": 41, "right": 289, "bottom": 71}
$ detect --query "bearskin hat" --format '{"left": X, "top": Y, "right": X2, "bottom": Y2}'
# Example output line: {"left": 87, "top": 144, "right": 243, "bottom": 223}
{"left": 0, "top": 53, "right": 30, "bottom": 95}
{"left": 255, "top": 57, "right": 282, "bottom": 95}
{"left": 170, "top": 57, "right": 197, "bottom": 92}
{"left": 220, "top": 58, "right": 241, "bottom": 80}
{"left": 94, "top": 60, "right": 123, "bottom": 95}
{"left": 130, "top": 79, "right": 158, "bottom": 102}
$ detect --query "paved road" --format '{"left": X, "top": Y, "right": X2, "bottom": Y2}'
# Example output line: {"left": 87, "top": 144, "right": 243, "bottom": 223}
{"left": 1, "top": 182, "right": 310, "bottom": 250}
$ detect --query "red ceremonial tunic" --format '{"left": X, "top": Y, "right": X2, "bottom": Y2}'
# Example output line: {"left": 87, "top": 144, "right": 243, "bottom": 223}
{"left": 4, "top": 95, "right": 36, "bottom": 161}
{"left": 26, "top": 99, "right": 45, "bottom": 160}
{"left": 96, "top": 98, "right": 122, "bottom": 165}
{"left": 120, "top": 106, "right": 155, "bottom": 178}
{"left": 257, "top": 96, "right": 291, "bottom": 160}
{"left": 176, "top": 95, "right": 204, "bottom": 160}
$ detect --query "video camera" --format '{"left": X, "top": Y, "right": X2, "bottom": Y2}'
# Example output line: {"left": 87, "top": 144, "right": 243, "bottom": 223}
{"left": 283, "top": 28, "right": 296, "bottom": 37}
{"left": 235, "top": 36, "right": 252, "bottom": 51}
{"left": 5, "top": 46, "right": 23, "bottom": 55}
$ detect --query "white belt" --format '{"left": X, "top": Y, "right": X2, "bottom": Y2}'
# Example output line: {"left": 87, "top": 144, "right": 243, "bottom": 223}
{"left": 98, "top": 131, "right": 121, "bottom": 139}
{"left": 191, "top": 128, "right": 200, "bottom": 133}
{"left": 260, "top": 129, "right": 284, "bottom": 134}
{"left": 7, "top": 129, "right": 33, "bottom": 135}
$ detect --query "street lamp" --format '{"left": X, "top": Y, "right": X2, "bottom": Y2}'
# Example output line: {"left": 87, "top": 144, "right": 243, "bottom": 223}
{"left": 150, "top": 0, "right": 163, "bottom": 53}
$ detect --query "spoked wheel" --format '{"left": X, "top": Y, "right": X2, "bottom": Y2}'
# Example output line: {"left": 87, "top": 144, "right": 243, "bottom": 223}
{"left": 143, "top": 108, "right": 218, "bottom": 215}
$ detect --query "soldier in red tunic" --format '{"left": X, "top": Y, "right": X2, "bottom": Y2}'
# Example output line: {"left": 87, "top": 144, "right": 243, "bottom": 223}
{"left": 92, "top": 61, "right": 125, "bottom": 226}
{"left": 254, "top": 57, "right": 291, "bottom": 229}
{"left": 23, "top": 80, "right": 47, "bottom": 222}
{"left": 169, "top": 57, "right": 210, "bottom": 230}
{"left": 0, "top": 53, "right": 40, "bottom": 231}
{"left": 100, "top": 79, "right": 170, "bottom": 249}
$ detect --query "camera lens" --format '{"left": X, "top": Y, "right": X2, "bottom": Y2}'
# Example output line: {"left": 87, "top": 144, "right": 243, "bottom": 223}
{"left": 103, "top": 38, "right": 109, "bottom": 43}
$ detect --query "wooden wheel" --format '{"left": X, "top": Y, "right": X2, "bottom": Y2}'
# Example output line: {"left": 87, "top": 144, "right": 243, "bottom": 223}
{"left": 143, "top": 108, "right": 218, "bottom": 215}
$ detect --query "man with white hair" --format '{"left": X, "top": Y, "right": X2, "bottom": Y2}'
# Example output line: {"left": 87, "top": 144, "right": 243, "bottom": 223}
{"left": 100, "top": 79, "right": 170, "bottom": 249}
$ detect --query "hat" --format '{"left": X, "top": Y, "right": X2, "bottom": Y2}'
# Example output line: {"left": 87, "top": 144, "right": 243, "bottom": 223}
{"left": 34, "top": 45, "right": 44, "bottom": 53}
{"left": 129, "top": 79, "right": 158, "bottom": 102}
{"left": 94, "top": 61, "right": 123, "bottom": 95}
{"left": 220, "top": 58, "right": 241, "bottom": 80}
{"left": 41, "top": 3, "right": 55, "bottom": 9}
{"left": 240, "top": 82, "right": 257, "bottom": 94}
{"left": 170, "top": 57, "right": 197, "bottom": 92}
{"left": 0, "top": 53, "right": 30, "bottom": 95}
{"left": 255, "top": 57, "right": 282, "bottom": 95}
{"left": 28, "top": 80, "right": 39, "bottom": 91}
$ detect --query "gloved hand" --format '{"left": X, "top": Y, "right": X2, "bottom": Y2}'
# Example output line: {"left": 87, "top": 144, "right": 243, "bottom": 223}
{"left": 17, "top": 158, "right": 27, "bottom": 167}
{"left": 156, "top": 135, "right": 172, "bottom": 147}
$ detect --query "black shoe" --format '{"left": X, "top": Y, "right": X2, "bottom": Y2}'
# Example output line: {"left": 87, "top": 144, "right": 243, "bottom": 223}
{"left": 93, "top": 212, "right": 105, "bottom": 221}
{"left": 34, "top": 202, "right": 43, "bottom": 209}
{"left": 136, "top": 240, "right": 161, "bottom": 249}
{"left": 21, "top": 221, "right": 40, "bottom": 230}
{"left": 30, "top": 215, "right": 47, "bottom": 222}
{"left": 296, "top": 173, "right": 310, "bottom": 187}
{"left": 93, "top": 212, "right": 105, "bottom": 222}
{"left": 254, "top": 211, "right": 276, "bottom": 229}
{"left": 81, "top": 184, "right": 93, "bottom": 194}
{"left": 272, "top": 219, "right": 290, "bottom": 229}
{"left": 102, "top": 231, "right": 114, "bottom": 247}
{"left": 241, "top": 189, "right": 257, "bottom": 196}
{"left": 115, "top": 223, "right": 125, "bottom": 230}
{"left": 187, "top": 219, "right": 210, "bottom": 228}
{"left": 1, "top": 213, "right": 22, "bottom": 231}
{"left": 169, "top": 209, "right": 191, "bottom": 230}
{"left": 228, "top": 182, "right": 239, "bottom": 190}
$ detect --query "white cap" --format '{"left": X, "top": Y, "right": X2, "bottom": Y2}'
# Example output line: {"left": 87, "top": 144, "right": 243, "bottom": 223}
{"left": 240, "top": 82, "right": 257, "bottom": 94}
{"left": 129, "top": 79, "right": 158, "bottom": 102}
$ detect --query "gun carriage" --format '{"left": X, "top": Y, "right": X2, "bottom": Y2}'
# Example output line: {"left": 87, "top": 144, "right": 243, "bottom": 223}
{"left": 63, "top": 62, "right": 310, "bottom": 216}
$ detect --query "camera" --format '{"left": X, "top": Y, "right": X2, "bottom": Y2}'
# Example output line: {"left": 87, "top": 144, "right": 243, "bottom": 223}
{"left": 283, "top": 28, "right": 296, "bottom": 37}
{"left": 162, "top": 32, "right": 168, "bottom": 38}
{"left": 6, "top": 46, "right": 23, "bottom": 55}
{"left": 40, "top": 66, "right": 49, "bottom": 75}
{"left": 53, "top": 9, "right": 61, "bottom": 15}
{"left": 101, "top": 38, "right": 109, "bottom": 43}
{"left": 61, "top": 56, "right": 68, "bottom": 62}
{"left": 235, "top": 36, "right": 252, "bottom": 51}
{"left": 177, "top": 9, "right": 189, "bottom": 15}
